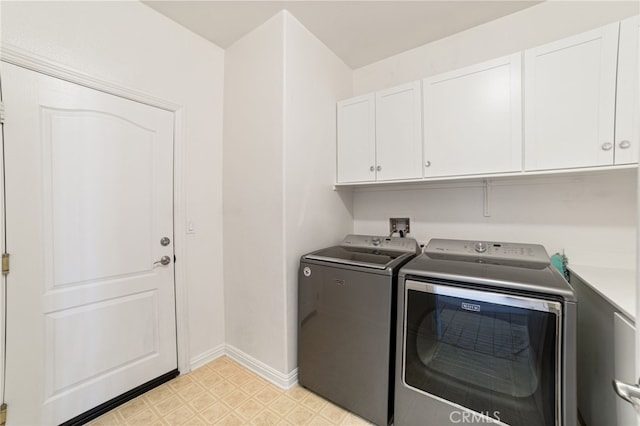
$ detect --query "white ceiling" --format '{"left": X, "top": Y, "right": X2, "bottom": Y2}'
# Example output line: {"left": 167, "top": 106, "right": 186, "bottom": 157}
{"left": 143, "top": 1, "right": 541, "bottom": 69}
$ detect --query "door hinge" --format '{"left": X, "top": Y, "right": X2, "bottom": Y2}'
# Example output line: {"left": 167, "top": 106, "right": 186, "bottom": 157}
{"left": 2, "top": 253, "right": 10, "bottom": 276}
{"left": 0, "top": 403, "right": 7, "bottom": 426}
{"left": 0, "top": 101, "right": 4, "bottom": 125}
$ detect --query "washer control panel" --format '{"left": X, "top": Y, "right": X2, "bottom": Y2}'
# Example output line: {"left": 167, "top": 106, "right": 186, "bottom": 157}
{"left": 424, "top": 238, "right": 550, "bottom": 263}
{"left": 340, "top": 234, "right": 419, "bottom": 253}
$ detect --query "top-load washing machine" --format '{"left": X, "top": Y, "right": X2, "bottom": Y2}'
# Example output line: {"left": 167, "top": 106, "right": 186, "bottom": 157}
{"left": 395, "top": 239, "right": 577, "bottom": 426}
{"left": 298, "top": 234, "right": 420, "bottom": 425}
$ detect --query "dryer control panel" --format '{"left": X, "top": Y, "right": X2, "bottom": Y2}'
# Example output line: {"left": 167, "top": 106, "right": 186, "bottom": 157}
{"left": 424, "top": 238, "right": 550, "bottom": 264}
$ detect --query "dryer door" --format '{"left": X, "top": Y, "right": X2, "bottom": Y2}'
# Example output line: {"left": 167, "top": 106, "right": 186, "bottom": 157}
{"left": 402, "top": 279, "right": 562, "bottom": 426}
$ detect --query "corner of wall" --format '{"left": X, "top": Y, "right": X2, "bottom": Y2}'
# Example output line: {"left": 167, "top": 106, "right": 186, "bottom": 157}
{"left": 222, "top": 7, "right": 289, "bottom": 374}
{"left": 280, "top": 12, "right": 355, "bottom": 374}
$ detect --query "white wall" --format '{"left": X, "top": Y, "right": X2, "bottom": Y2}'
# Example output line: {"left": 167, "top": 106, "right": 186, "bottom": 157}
{"left": 1, "top": 1, "right": 226, "bottom": 369}
{"left": 351, "top": 2, "right": 639, "bottom": 270}
{"left": 223, "top": 10, "right": 353, "bottom": 381}
{"left": 354, "top": 1, "right": 639, "bottom": 95}
{"left": 354, "top": 170, "right": 637, "bottom": 268}
{"left": 223, "top": 12, "right": 288, "bottom": 374}
{"left": 283, "top": 14, "right": 353, "bottom": 373}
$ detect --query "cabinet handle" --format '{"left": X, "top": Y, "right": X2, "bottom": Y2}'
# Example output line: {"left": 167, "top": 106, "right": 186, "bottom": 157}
{"left": 619, "top": 140, "right": 631, "bottom": 150}
{"left": 376, "top": 165, "right": 382, "bottom": 172}
{"left": 370, "top": 166, "right": 375, "bottom": 172}
{"left": 601, "top": 142, "right": 613, "bottom": 151}
{"left": 425, "top": 161, "right": 431, "bottom": 167}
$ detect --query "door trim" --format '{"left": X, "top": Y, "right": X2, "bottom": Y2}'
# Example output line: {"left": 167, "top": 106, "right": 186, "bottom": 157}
{"left": 0, "top": 42, "right": 191, "bottom": 375}
{"left": 0, "top": 73, "right": 5, "bottom": 407}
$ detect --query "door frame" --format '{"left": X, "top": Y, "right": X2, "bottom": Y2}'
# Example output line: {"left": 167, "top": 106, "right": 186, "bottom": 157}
{"left": 0, "top": 62, "right": 5, "bottom": 407}
{"left": 0, "top": 43, "right": 192, "bottom": 381}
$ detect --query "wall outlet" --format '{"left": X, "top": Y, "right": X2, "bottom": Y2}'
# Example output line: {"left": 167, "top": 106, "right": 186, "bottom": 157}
{"left": 390, "top": 217, "right": 410, "bottom": 235}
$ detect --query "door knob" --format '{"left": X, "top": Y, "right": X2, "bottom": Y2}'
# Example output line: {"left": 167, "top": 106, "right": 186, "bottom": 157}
{"left": 613, "top": 379, "right": 640, "bottom": 409}
{"left": 154, "top": 256, "right": 171, "bottom": 266}
{"left": 602, "top": 142, "right": 613, "bottom": 151}
{"left": 160, "top": 237, "right": 171, "bottom": 246}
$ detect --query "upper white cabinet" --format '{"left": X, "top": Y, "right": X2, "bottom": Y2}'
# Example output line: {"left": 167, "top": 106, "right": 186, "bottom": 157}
{"left": 337, "top": 81, "right": 422, "bottom": 183}
{"left": 336, "top": 17, "right": 639, "bottom": 186}
{"left": 524, "top": 23, "right": 620, "bottom": 171}
{"left": 375, "top": 81, "right": 423, "bottom": 181}
{"left": 336, "top": 94, "right": 375, "bottom": 183}
{"left": 616, "top": 16, "right": 640, "bottom": 165}
{"left": 423, "top": 54, "right": 522, "bottom": 177}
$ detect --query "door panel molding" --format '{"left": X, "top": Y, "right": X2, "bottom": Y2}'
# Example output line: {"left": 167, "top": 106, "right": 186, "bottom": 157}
{"left": 45, "top": 290, "right": 161, "bottom": 398}
{"left": 0, "top": 41, "right": 191, "bottom": 377}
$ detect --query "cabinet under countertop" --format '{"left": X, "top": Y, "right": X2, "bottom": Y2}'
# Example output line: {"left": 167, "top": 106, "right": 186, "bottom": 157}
{"left": 569, "top": 264, "right": 636, "bottom": 426}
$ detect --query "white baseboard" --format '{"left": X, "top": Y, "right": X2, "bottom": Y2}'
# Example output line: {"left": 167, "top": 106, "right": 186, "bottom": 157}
{"left": 189, "top": 343, "right": 226, "bottom": 372}
{"left": 225, "top": 344, "right": 298, "bottom": 390}
{"left": 188, "top": 343, "right": 298, "bottom": 389}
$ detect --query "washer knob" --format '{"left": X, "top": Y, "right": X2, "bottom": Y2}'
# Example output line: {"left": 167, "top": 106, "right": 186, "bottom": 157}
{"left": 372, "top": 237, "right": 381, "bottom": 246}
{"left": 474, "top": 242, "right": 487, "bottom": 253}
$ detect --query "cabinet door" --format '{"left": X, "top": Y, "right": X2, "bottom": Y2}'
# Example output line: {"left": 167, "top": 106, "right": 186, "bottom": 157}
{"left": 524, "top": 23, "right": 619, "bottom": 171}
{"left": 336, "top": 94, "right": 376, "bottom": 183}
{"left": 375, "top": 81, "right": 423, "bottom": 181}
{"left": 614, "top": 313, "right": 636, "bottom": 426}
{"left": 423, "top": 54, "right": 522, "bottom": 177}
{"left": 616, "top": 16, "right": 640, "bottom": 165}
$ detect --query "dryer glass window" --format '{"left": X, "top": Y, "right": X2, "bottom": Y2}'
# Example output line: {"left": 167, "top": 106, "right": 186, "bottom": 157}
{"left": 403, "top": 280, "right": 561, "bottom": 426}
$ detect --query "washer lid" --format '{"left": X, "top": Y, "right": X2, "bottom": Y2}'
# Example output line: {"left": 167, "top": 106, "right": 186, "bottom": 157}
{"left": 304, "top": 234, "right": 420, "bottom": 270}
{"left": 305, "top": 246, "right": 414, "bottom": 270}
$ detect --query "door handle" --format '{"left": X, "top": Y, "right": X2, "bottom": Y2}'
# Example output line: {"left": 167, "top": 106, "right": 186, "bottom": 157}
{"left": 613, "top": 379, "right": 640, "bottom": 408}
{"left": 154, "top": 255, "right": 171, "bottom": 266}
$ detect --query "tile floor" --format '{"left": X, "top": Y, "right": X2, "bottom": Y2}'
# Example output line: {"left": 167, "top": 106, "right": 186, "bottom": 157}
{"left": 89, "top": 356, "right": 372, "bottom": 425}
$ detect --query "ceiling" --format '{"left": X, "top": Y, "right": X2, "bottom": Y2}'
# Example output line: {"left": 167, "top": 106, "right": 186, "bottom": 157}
{"left": 143, "top": 1, "right": 541, "bottom": 69}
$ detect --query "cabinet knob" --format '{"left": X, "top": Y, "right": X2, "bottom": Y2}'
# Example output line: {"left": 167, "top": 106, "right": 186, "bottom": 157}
{"left": 370, "top": 166, "right": 374, "bottom": 172}
{"left": 376, "top": 165, "right": 382, "bottom": 172}
{"left": 619, "top": 140, "right": 631, "bottom": 150}
{"left": 601, "top": 142, "right": 613, "bottom": 151}
{"left": 425, "top": 161, "right": 431, "bottom": 167}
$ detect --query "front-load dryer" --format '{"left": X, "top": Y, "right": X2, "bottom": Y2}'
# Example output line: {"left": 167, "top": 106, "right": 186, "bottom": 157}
{"left": 395, "top": 239, "right": 577, "bottom": 426}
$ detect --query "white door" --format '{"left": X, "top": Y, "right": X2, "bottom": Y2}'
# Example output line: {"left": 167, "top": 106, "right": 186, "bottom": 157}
{"left": 336, "top": 94, "right": 376, "bottom": 183}
{"left": 524, "top": 22, "right": 619, "bottom": 171}
{"left": 1, "top": 63, "right": 178, "bottom": 425}
{"left": 375, "top": 81, "right": 422, "bottom": 181}
{"left": 614, "top": 17, "right": 640, "bottom": 419}
{"left": 615, "top": 15, "right": 640, "bottom": 165}
{"left": 636, "top": 220, "right": 640, "bottom": 426}
{"left": 634, "top": 15, "right": 640, "bottom": 425}
{"left": 613, "top": 313, "right": 637, "bottom": 425}
{"left": 616, "top": 154, "right": 640, "bottom": 424}
{"left": 423, "top": 54, "right": 522, "bottom": 177}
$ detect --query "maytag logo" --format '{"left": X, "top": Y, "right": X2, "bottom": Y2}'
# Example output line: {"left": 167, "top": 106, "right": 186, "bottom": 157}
{"left": 461, "top": 302, "right": 481, "bottom": 312}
